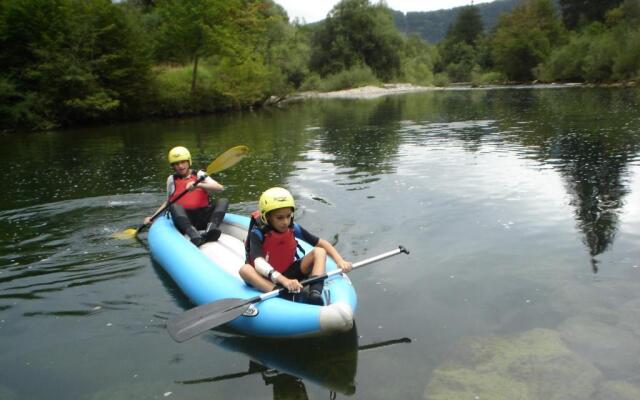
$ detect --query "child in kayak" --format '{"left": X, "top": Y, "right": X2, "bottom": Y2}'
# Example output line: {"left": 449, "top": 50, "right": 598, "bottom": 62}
{"left": 143, "top": 146, "right": 228, "bottom": 246}
{"left": 239, "top": 187, "right": 352, "bottom": 305}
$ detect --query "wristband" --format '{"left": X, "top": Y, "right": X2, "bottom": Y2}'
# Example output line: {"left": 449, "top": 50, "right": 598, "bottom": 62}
{"left": 269, "top": 270, "right": 281, "bottom": 284}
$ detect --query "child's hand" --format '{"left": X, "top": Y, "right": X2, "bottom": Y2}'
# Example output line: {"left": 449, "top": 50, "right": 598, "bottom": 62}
{"left": 186, "top": 181, "right": 197, "bottom": 191}
{"left": 143, "top": 216, "right": 152, "bottom": 225}
{"left": 281, "top": 277, "right": 303, "bottom": 293}
{"left": 337, "top": 260, "right": 353, "bottom": 273}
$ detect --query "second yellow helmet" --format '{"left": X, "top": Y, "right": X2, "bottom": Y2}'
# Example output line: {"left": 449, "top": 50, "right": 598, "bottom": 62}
{"left": 259, "top": 187, "right": 295, "bottom": 223}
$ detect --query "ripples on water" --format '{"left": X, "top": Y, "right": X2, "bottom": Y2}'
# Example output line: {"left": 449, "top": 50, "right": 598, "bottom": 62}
{"left": 0, "top": 195, "right": 153, "bottom": 306}
{"left": 1, "top": 88, "right": 640, "bottom": 399}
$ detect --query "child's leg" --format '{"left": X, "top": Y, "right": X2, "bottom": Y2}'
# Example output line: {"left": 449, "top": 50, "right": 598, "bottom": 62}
{"left": 299, "top": 247, "right": 327, "bottom": 276}
{"left": 170, "top": 204, "right": 202, "bottom": 245}
{"left": 239, "top": 264, "right": 275, "bottom": 292}
{"left": 299, "top": 248, "right": 327, "bottom": 305}
{"left": 202, "top": 198, "right": 228, "bottom": 242}
{"left": 208, "top": 198, "right": 228, "bottom": 228}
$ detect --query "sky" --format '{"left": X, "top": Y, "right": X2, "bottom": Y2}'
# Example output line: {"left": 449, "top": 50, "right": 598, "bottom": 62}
{"left": 275, "top": 1, "right": 494, "bottom": 23}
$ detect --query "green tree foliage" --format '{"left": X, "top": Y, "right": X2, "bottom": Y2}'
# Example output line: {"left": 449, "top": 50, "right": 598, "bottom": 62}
{"left": 539, "top": 0, "right": 640, "bottom": 82}
{"left": 446, "top": 5, "right": 484, "bottom": 46}
{"left": 437, "top": 5, "right": 484, "bottom": 82}
{"left": 154, "top": 0, "right": 243, "bottom": 93}
{"left": 400, "top": 35, "right": 438, "bottom": 85}
{"left": 559, "top": 0, "right": 624, "bottom": 29}
{"left": 0, "top": 0, "right": 151, "bottom": 130}
{"left": 309, "top": 0, "right": 403, "bottom": 81}
{"left": 491, "top": 0, "right": 566, "bottom": 81}
{"left": 251, "top": 2, "right": 312, "bottom": 93}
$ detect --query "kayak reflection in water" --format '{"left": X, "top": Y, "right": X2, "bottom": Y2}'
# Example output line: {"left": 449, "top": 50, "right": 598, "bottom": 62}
{"left": 176, "top": 327, "right": 411, "bottom": 399}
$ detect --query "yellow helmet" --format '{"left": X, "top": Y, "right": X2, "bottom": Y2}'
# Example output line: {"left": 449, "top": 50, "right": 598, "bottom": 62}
{"left": 259, "top": 187, "right": 295, "bottom": 223}
{"left": 168, "top": 146, "right": 191, "bottom": 165}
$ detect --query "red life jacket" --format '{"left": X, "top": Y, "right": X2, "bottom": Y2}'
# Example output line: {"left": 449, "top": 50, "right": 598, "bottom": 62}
{"left": 246, "top": 211, "right": 303, "bottom": 273}
{"left": 168, "top": 172, "right": 209, "bottom": 209}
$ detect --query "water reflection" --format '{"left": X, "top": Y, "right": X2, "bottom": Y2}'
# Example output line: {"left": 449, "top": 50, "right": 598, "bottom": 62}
{"left": 491, "top": 89, "right": 640, "bottom": 272}
{"left": 176, "top": 328, "right": 411, "bottom": 399}
{"left": 315, "top": 100, "right": 404, "bottom": 190}
{"left": 389, "top": 88, "right": 640, "bottom": 273}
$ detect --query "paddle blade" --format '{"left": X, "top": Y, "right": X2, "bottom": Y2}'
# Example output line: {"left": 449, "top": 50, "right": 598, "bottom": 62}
{"left": 113, "top": 227, "right": 138, "bottom": 240}
{"left": 206, "top": 145, "right": 249, "bottom": 175}
{"left": 167, "top": 298, "right": 252, "bottom": 342}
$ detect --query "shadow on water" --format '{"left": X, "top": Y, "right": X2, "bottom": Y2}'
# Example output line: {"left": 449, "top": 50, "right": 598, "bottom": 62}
{"left": 175, "top": 326, "right": 411, "bottom": 399}
{"left": 148, "top": 257, "right": 194, "bottom": 313}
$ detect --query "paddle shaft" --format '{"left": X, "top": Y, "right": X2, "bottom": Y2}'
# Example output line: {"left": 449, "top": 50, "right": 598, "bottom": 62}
{"left": 256, "top": 245, "right": 410, "bottom": 303}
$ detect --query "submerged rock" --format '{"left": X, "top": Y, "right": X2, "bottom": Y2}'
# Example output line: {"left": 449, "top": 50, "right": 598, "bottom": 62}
{"left": 0, "top": 385, "right": 17, "bottom": 400}
{"left": 424, "top": 329, "right": 601, "bottom": 400}
{"left": 592, "top": 380, "right": 640, "bottom": 400}
{"left": 559, "top": 315, "right": 640, "bottom": 378}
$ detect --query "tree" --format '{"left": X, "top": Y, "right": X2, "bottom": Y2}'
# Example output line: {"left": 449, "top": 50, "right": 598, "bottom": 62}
{"left": 446, "top": 5, "right": 484, "bottom": 46}
{"left": 400, "top": 34, "right": 438, "bottom": 85}
{"left": 490, "top": 0, "right": 566, "bottom": 81}
{"left": 559, "top": 0, "right": 624, "bottom": 29}
{"left": 437, "top": 5, "right": 484, "bottom": 82}
{"left": 0, "top": 0, "right": 152, "bottom": 129}
{"left": 309, "top": 0, "right": 403, "bottom": 81}
{"left": 154, "top": 0, "right": 241, "bottom": 93}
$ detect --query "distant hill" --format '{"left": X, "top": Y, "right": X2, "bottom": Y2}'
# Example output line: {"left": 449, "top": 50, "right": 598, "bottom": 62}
{"left": 392, "top": 0, "right": 521, "bottom": 43}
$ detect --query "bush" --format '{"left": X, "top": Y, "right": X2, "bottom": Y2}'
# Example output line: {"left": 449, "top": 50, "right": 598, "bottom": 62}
{"left": 300, "top": 73, "right": 322, "bottom": 91}
{"left": 535, "top": 31, "right": 590, "bottom": 81}
{"left": 537, "top": 10, "right": 640, "bottom": 83}
{"left": 150, "top": 63, "right": 232, "bottom": 115}
{"left": 471, "top": 71, "right": 507, "bottom": 85}
{"left": 612, "top": 27, "right": 640, "bottom": 80}
{"left": 401, "top": 60, "right": 435, "bottom": 86}
{"left": 583, "top": 33, "right": 618, "bottom": 81}
{"left": 316, "top": 65, "right": 380, "bottom": 92}
{"left": 433, "top": 73, "right": 451, "bottom": 87}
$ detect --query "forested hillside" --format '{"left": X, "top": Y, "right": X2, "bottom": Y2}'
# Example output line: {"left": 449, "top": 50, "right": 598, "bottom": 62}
{"left": 393, "top": 0, "right": 521, "bottom": 43}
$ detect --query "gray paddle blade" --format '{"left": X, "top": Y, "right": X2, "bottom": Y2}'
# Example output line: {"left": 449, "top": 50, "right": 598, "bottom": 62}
{"left": 167, "top": 298, "right": 251, "bottom": 342}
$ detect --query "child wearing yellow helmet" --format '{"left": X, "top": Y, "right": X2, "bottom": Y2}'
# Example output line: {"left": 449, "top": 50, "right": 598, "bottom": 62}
{"left": 239, "top": 187, "right": 352, "bottom": 305}
{"left": 143, "top": 146, "right": 228, "bottom": 246}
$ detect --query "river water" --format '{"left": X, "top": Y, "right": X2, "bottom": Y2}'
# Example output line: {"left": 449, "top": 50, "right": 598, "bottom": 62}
{"left": 1, "top": 87, "right": 640, "bottom": 399}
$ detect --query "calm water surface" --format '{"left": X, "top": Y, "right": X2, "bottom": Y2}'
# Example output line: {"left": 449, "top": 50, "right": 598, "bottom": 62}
{"left": 1, "top": 87, "right": 640, "bottom": 399}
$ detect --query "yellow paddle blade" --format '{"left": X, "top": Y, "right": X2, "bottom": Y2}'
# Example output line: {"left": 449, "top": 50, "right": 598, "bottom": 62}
{"left": 113, "top": 227, "right": 138, "bottom": 239}
{"left": 206, "top": 145, "right": 249, "bottom": 175}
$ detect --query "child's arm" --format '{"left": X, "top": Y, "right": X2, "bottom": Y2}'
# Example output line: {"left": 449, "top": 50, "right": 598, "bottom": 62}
{"left": 256, "top": 257, "right": 303, "bottom": 292}
{"left": 143, "top": 200, "right": 167, "bottom": 225}
{"left": 316, "top": 239, "right": 352, "bottom": 272}
{"left": 197, "top": 175, "right": 224, "bottom": 192}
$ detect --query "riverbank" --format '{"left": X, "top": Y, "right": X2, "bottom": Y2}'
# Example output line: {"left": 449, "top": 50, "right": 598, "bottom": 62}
{"left": 282, "top": 81, "right": 640, "bottom": 103}
{"left": 285, "top": 82, "right": 557, "bottom": 102}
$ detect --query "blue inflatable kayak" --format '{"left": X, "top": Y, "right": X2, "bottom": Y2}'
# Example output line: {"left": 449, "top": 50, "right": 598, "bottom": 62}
{"left": 148, "top": 213, "right": 357, "bottom": 338}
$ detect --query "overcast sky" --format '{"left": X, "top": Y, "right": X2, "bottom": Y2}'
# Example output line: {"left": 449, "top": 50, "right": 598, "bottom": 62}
{"left": 275, "top": 1, "right": 494, "bottom": 23}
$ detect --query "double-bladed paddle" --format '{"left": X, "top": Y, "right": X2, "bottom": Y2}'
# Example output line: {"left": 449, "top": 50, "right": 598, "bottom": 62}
{"left": 167, "top": 246, "right": 410, "bottom": 342}
{"left": 114, "top": 145, "right": 249, "bottom": 239}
